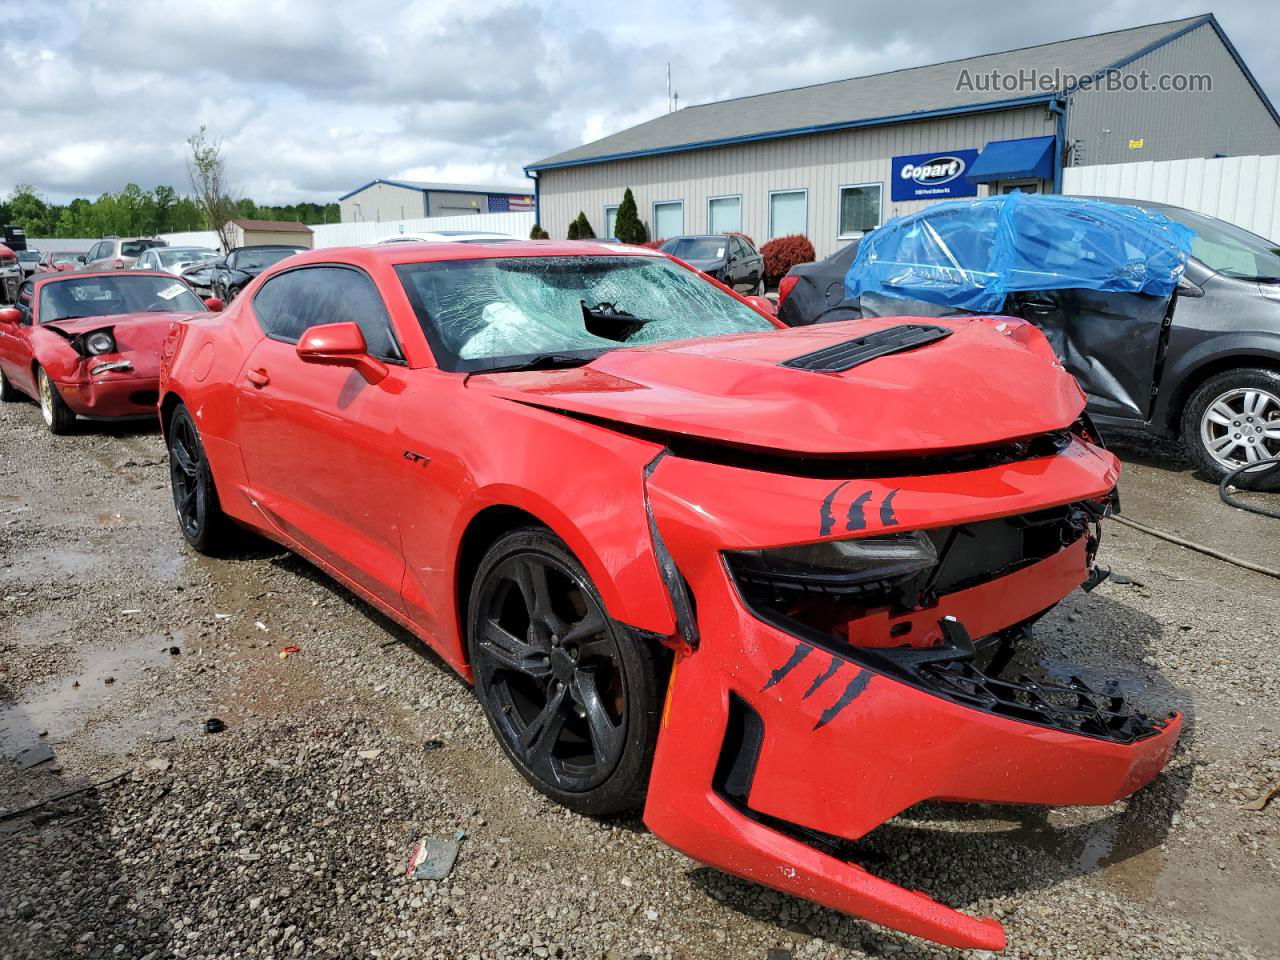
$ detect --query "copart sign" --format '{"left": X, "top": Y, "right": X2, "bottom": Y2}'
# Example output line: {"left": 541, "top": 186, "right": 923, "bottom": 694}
{"left": 891, "top": 149, "right": 979, "bottom": 202}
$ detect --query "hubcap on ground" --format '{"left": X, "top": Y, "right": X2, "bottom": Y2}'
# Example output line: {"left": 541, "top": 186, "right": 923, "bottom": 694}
{"left": 1200, "top": 387, "right": 1280, "bottom": 469}
{"left": 168, "top": 416, "right": 203, "bottom": 536}
{"left": 474, "top": 551, "right": 626, "bottom": 793}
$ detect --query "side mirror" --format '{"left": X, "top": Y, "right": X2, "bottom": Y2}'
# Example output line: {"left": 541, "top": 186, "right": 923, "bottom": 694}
{"left": 77, "top": 255, "right": 87, "bottom": 264}
{"left": 745, "top": 294, "right": 776, "bottom": 316}
{"left": 0, "top": 307, "right": 21, "bottom": 326}
{"left": 203, "top": 297, "right": 224, "bottom": 312}
{"left": 296, "top": 321, "right": 387, "bottom": 384}
{"left": 1176, "top": 275, "right": 1205, "bottom": 299}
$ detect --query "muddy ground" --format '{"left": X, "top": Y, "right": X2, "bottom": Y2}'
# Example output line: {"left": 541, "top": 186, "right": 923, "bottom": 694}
{"left": 1, "top": 397, "right": 1277, "bottom": 960}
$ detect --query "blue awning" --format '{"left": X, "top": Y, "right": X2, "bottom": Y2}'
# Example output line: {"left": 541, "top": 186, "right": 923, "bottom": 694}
{"left": 965, "top": 136, "right": 1056, "bottom": 184}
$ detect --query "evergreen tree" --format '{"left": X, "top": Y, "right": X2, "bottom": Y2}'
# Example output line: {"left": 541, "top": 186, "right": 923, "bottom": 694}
{"left": 572, "top": 211, "right": 595, "bottom": 239}
{"left": 613, "top": 188, "right": 647, "bottom": 244}
{"left": 530, "top": 223, "right": 549, "bottom": 239}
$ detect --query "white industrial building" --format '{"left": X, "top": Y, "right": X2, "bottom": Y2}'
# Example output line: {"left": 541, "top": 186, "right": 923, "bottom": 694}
{"left": 338, "top": 179, "right": 534, "bottom": 224}
{"left": 526, "top": 14, "right": 1280, "bottom": 258}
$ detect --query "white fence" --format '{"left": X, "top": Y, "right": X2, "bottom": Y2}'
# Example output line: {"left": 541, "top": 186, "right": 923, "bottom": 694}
{"left": 157, "top": 210, "right": 535, "bottom": 252}
{"left": 1064, "top": 154, "right": 1280, "bottom": 241}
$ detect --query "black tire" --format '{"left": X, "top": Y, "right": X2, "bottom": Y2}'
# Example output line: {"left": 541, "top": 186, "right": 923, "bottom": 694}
{"left": 226, "top": 285, "right": 242, "bottom": 302}
{"left": 0, "top": 365, "right": 20, "bottom": 402}
{"left": 1181, "top": 367, "right": 1280, "bottom": 484}
{"left": 36, "top": 366, "right": 76, "bottom": 434}
{"left": 167, "top": 403, "right": 233, "bottom": 553}
{"left": 466, "top": 527, "right": 663, "bottom": 816}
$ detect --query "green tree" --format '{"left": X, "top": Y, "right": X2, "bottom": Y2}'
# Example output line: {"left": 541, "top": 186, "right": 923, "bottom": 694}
{"left": 566, "top": 216, "right": 580, "bottom": 240}
{"left": 613, "top": 188, "right": 647, "bottom": 244}
{"left": 571, "top": 211, "right": 595, "bottom": 239}
{"left": 529, "top": 223, "right": 549, "bottom": 239}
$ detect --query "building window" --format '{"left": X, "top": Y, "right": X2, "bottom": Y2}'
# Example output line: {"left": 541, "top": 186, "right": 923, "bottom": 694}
{"left": 653, "top": 200, "right": 684, "bottom": 240}
{"left": 769, "top": 189, "right": 807, "bottom": 238}
{"left": 604, "top": 205, "right": 619, "bottom": 239}
{"left": 837, "top": 183, "right": 882, "bottom": 238}
{"left": 708, "top": 195, "right": 742, "bottom": 234}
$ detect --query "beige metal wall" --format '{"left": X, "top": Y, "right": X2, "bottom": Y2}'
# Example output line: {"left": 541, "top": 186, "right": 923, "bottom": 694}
{"left": 536, "top": 106, "right": 1055, "bottom": 258}
{"left": 339, "top": 183, "right": 428, "bottom": 223}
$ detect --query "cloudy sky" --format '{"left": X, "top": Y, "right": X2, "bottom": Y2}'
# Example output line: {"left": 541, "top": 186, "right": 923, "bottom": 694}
{"left": 2, "top": 0, "right": 1276, "bottom": 205}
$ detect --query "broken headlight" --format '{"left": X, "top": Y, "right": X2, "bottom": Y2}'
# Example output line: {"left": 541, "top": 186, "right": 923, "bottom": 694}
{"left": 84, "top": 330, "right": 117, "bottom": 355}
{"left": 726, "top": 532, "right": 938, "bottom": 598}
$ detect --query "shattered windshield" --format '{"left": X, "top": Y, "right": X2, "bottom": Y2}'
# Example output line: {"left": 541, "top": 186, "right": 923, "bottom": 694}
{"left": 395, "top": 255, "right": 775, "bottom": 371}
{"left": 661, "top": 238, "right": 727, "bottom": 260}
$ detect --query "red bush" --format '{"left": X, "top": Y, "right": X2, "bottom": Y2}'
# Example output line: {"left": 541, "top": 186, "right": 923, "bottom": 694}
{"left": 640, "top": 238, "right": 665, "bottom": 249}
{"left": 760, "top": 234, "right": 815, "bottom": 282}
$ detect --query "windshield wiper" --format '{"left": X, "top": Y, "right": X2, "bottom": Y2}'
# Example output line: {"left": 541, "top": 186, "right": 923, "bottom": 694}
{"left": 473, "top": 352, "right": 600, "bottom": 374}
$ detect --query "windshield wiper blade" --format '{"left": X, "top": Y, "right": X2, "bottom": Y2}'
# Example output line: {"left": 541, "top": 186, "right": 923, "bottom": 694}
{"left": 475, "top": 352, "right": 600, "bottom": 374}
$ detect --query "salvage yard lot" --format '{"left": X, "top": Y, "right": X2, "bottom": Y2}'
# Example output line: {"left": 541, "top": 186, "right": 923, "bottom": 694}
{"left": 1, "top": 404, "right": 1277, "bottom": 960}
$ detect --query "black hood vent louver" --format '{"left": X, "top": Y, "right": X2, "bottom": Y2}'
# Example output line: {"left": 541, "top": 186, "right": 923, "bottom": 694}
{"left": 780, "top": 324, "right": 952, "bottom": 373}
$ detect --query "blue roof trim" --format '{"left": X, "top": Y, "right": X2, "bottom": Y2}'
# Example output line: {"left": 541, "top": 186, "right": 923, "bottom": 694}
{"left": 338, "top": 178, "right": 531, "bottom": 202}
{"left": 966, "top": 135, "right": 1057, "bottom": 183}
{"left": 523, "top": 94, "right": 1057, "bottom": 173}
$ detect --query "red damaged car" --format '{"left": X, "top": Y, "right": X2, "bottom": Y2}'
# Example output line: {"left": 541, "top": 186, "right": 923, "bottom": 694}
{"left": 0, "top": 271, "right": 220, "bottom": 433}
{"left": 157, "top": 241, "right": 1180, "bottom": 951}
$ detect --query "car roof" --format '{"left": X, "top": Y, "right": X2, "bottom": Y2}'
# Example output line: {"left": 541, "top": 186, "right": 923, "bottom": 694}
{"left": 231, "top": 244, "right": 307, "bottom": 252}
{"left": 276, "top": 239, "right": 666, "bottom": 271}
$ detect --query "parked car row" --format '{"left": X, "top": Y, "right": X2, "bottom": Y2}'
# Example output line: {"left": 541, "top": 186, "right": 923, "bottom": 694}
{"left": 0, "top": 231, "right": 1180, "bottom": 952}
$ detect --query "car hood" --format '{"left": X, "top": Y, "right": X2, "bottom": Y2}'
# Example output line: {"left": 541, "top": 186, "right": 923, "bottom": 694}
{"left": 685, "top": 257, "right": 727, "bottom": 273}
{"left": 467, "top": 316, "right": 1085, "bottom": 456}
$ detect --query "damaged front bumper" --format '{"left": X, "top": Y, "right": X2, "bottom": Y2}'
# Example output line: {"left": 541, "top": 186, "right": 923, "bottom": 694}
{"left": 639, "top": 439, "right": 1181, "bottom": 951}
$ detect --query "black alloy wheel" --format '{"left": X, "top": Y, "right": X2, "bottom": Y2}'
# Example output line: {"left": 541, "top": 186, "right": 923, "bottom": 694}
{"left": 467, "top": 528, "right": 662, "bottom": 815}
{"left": 167, "top": 404, "right": 231, "bottom": 553}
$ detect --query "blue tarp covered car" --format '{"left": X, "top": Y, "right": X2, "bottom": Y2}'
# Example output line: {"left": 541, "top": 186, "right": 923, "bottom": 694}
{"left": 845, "top": 192, "right": 1194, "bottom": 313}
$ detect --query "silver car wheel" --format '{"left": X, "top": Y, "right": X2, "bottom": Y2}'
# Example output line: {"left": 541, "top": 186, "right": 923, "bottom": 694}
{"left": 1200, "top": 386, "right": 1280, "bottom": 469}
{"left": 38, "top": 369, "right": 54, "bottom": 427}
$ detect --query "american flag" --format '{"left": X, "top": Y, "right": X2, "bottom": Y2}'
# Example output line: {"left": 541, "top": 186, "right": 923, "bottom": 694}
{"left": 488, "top": 195, "right": 534, "bottom": 212}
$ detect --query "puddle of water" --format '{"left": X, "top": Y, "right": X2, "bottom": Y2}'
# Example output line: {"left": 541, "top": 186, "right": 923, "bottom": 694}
{"left": 0, "top": 633, "right": 190, "bottom": 759}
{"left": 1006, "top": 808, "right": 1169, "bottom": 900}
{"left": 2, "top": 608, "right": 73, "bottom": 647}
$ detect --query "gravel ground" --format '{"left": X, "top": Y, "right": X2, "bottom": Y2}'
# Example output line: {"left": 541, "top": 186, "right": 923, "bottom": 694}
{"left": 1, "top": 399, "right": 1277, "bottom": 960}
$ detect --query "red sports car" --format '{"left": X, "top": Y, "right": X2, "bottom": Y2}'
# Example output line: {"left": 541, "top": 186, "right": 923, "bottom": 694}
{"left": 157, "top": 241, "right": 1180, "bottom": 951}
{"left": 0, "top": 271, "right": 220, "bottom": 433}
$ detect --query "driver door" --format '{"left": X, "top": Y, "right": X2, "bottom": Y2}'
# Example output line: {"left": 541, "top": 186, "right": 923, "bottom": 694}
{"left": 235, "top": 265, "right": 411, "bottom": 613}
{"left": 0, "top": 281, "right": 38, "bottom": 396}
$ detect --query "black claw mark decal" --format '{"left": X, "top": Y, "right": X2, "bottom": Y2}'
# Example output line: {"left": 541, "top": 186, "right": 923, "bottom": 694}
{"left": 802, "top": 656, "right": 842, "bottom": 700}
{"left": 818, "top": 482, "right": 850, "bottom": 536}
{"left": 814, "top": 669, "right": 871, "bottom": 729}
{"left": 762, "top": 644, "right": 814, "bottom": 691}
{"left": 845, "top": 491, "right": 872, "bottom": 532}
{"left": 879, "top": 489, "right": 900, "bottom": 526}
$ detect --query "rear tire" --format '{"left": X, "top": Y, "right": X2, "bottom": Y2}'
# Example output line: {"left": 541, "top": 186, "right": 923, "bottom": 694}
{"left": 0, "top": 366, "right": 20, "bottom": 402}
{"left": 466, "top": 527, "right": 663, "bottom": 816}
{"left": 167, "top": 403, "right": 233, "bottom": 553}
{"left": 36, "top": 367, "right": 76, "bottom": 434}
{"left": 1181, "top": 367, "right": 1280, "bottom": 485}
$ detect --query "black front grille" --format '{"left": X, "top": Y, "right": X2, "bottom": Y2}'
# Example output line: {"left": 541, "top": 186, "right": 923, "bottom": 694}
{"left": 780, "top": 324, "right": 952, "bottom": 373}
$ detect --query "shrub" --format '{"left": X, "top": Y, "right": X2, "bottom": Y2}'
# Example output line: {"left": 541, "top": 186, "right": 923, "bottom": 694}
{"left": 640, "top": 238, "right": 665, "bottom": 249}
{"left": 529, "top": 223, "right": 549, "bottom": 239}
{"left": 568, "top": 211, "right": 595, "bottom": 240}
{"left": 566, "top": 217, "right": 580, "bottom": 240}
{"left": 614, "top": 188, "right": 648, "bottom": 244}
{"left": 760, "top": 234, "right": 815, "bottom": 282}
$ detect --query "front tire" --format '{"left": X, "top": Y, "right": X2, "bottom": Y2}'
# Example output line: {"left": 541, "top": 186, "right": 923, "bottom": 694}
{"left": 1182, "top": 368, "right": 1280, "bottom": 482}
{"left": 167, "top": 404, "right": 233, "bottom": 553}
{"left": 36, "top": 367, "right": 76, "bottom": 434}
{"left": 466, "top": 528, "right": 662, "bottom": 816}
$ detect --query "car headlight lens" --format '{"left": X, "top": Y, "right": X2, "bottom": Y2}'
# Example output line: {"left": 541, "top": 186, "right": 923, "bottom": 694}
{"left": 726, "top": 531, "right": 938, "bottom": 597}
{"left": 84, "top": 331, "right": 117, "bottom": 355}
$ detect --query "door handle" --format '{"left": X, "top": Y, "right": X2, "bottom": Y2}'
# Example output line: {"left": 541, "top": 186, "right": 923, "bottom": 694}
{"left": 246, "top": 368, "right": 270, "bottom": 388}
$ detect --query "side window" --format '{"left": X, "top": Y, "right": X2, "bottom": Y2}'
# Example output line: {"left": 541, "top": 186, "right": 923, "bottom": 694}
{"left": 730, "top": 238, "right": 746, "bottom": 259}
{"left": 16, "top": 281, "right": 34, "bottom": 322}
{"left": 252, "top": 266, "right": 403, "bottom": 361}
{"left": 86, "top": 243, "right": 101, "bottom": 262}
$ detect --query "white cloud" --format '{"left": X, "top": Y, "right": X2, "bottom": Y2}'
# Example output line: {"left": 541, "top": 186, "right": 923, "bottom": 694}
{"left": 1, "top": 0, "right": 1275, "bottom": 205}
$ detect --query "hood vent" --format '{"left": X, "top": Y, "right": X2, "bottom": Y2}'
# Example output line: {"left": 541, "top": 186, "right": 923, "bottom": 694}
{"left": 780, "top": 324, "right": 952, "bottom": 373}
